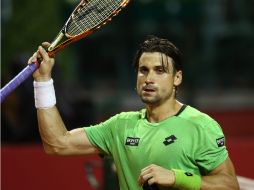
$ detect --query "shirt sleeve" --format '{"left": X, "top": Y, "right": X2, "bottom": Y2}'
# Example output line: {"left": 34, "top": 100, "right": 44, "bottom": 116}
{"left": 83, "top": 114, "right": 119, "bottom": 156}
{"left": 194, "top": 120, "right": 228, "bottom": 175}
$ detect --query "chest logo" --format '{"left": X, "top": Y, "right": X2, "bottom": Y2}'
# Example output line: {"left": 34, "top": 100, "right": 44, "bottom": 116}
{"left": 125, "top": 137, "right": 140, "bottom": 146}
{"left": 163, "top": 135, "right": 177, "bottom": 146}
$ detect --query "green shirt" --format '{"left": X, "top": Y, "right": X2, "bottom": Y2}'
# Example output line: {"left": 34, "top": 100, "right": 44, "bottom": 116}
{"left": 84, "top": 105, "right": 228, "bottom": 190}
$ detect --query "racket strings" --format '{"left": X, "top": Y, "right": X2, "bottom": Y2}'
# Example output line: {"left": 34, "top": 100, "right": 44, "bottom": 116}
{"left": 67, "top": 0, "right": 122, "bottom": 36}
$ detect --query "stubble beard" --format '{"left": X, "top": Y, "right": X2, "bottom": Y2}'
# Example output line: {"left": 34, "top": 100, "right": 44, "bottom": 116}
{"left": 139, "top": 90, "right": 173, "bottom": 106}
{"left": 140, "top": 96, "right": 160, "bottom": 105}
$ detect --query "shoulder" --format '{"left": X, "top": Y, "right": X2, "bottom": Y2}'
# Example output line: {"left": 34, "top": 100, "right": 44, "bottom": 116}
{"left": 93, "top": 110, "right": 143, "bottom": 128}
{"left": 180, "top": 105, "right": 220, "bottom": 129}
{"left": 116, "top": 110, "right": 143, "bottom": 120}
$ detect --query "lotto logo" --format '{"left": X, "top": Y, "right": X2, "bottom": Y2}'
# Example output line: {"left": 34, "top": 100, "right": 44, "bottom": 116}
{"left": 163, "top": 135, "right": 177, "bottom": 146}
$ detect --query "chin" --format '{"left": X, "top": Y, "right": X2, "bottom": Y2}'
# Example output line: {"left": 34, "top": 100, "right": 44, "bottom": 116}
{"left": 141, "top": 97, "right": 159, "bottom": 105}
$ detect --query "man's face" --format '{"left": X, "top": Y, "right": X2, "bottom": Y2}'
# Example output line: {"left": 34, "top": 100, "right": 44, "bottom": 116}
{"left": 136, "top": 52, "right": 182, "bottom": 106}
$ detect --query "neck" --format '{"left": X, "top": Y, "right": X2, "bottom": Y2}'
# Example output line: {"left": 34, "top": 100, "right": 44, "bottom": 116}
{"left": 146, "top": 100, "right": 183, "bottom": 123}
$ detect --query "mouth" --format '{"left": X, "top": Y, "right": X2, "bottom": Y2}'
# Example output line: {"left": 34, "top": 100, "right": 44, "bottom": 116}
{"left": 142, "top": 85, "right": 156, "bottom": 93}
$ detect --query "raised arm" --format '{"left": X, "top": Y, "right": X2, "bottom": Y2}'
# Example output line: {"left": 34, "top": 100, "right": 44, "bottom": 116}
{"left": 30, "top": 44, "right": 99, "bottom": 156}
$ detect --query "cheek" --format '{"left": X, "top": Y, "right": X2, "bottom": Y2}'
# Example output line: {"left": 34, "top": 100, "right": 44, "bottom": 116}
{"left": 160, "top": 86, "right": 172, "bottom": 95}
{"left": 159, "top": 79, "right": 174, "bottom": 93}
{"left": 136, "top": 79, "right": 141, "bottom": 93}
{"left": 136, "top": 76, "right": 143, "bottom": 88}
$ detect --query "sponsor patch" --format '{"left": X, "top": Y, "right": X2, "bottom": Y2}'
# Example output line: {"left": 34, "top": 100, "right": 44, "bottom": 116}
{"left": 125, "top": 137, "right": 140, "bottom": 146}
{"left": 216, "top": 137, "right": 225, "bottom": 147}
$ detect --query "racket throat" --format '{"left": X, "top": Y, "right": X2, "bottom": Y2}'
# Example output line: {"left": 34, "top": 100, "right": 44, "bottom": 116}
{"left": 48, "top": 31, "right": 65, "bottom": 52}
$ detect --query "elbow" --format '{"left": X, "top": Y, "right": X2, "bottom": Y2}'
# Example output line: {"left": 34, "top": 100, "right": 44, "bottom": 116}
{"left": 226, "top": 174, "right": 240, "bottom": 190}
{"left": 224, "top": 176, "right": 240, "bottom": 190}
{"left": 233, "top": 178, "right": 240, "bottom": 190}
{"left": 42, "top": 143, "right": 65, "bottom": 156}
{"left": 221, "top": 175, "right": 240, "bottom": 190}
{"left": 41, "top": 135, "right": 69, "bottom": 156}
{"left": 44, "top": 147, "right": 58, "bottom": 155}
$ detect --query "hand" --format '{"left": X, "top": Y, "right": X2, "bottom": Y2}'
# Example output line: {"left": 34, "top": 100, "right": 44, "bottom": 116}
{"left": 28, "top": 42, "right": 55, "bottom": 82}
{"left": 138, "top": 164, "right": 175, "bottom": 187}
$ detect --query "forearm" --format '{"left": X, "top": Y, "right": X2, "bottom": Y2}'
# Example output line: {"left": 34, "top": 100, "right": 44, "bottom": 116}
{"left": 201, "top": 173, "right": 239, "bottom": 190}
{"left": 37, "top": 106, "right": 69, "bottom": 154}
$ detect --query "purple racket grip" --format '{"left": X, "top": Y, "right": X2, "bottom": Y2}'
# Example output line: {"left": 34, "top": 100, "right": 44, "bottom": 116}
{"left": 1, "top": 63, "right": 39, "bottom": 103}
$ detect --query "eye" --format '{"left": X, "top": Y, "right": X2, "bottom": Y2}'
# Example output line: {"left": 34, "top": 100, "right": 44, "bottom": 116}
{"left": 139, "top": 66, "right": 148, "bottom": 74}
{"left": 155, "top": 66, "right": 165, "bottom": 74}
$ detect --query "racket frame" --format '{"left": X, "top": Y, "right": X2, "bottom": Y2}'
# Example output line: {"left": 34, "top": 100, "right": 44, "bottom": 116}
{"left": 47, "top": 0, "right": 130, "bottom": 56}
{"left": 0, "top": 0, "right": 130, "bottom": 103}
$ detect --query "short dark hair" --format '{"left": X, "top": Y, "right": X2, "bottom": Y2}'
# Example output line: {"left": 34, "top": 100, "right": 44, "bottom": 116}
{"left": 133, "top": 35, "right": 183, "bottom": 73}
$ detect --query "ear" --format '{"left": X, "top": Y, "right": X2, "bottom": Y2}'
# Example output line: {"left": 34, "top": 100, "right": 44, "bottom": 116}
{"left": 173, "top": 70, "right": 182, "bottom": 87}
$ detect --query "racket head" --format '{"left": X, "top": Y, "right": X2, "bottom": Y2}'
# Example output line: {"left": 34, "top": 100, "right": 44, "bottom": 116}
{"left": 48, "top": 0, "right": 130, "bottom": 55}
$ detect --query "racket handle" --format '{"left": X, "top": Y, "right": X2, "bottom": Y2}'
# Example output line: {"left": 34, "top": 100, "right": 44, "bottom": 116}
{"left": 0, "top": 63, "right": 39, "bottom": 103}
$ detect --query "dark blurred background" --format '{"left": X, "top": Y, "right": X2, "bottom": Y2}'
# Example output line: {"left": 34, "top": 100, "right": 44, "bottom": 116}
{"left": 1, "top": 0, "right": 254, "bottom": 189}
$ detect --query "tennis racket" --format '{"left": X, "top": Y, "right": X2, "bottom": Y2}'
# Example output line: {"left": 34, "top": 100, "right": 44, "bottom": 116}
{"left": 1, "top": 0, "right": 130, "bottom": 103}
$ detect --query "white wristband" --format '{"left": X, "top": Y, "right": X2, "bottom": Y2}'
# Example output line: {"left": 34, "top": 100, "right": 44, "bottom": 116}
{"left": 34, "top": 79, "right": 56, "bottom": 109}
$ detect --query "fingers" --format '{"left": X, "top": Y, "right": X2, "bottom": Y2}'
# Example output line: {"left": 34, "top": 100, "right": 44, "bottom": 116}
{"left": 38, "top": 46, "right": 49, "bottom": 61}
{"left": 42, "top": 42, "right": 51, "bottom": 49}
{"left": 28, "top": 52, "right": 38, "bottom": 64}
{"left": 27, "top": 46, "right": 48, "bottom": 65}
{"left": 138, "top": 164, "right": 175, "bottom": 187}
{"left": 138, "top": 175, "right": 151, "bottom": 186}
{"left": 28, "top": 44, "right": 55, "bottom": 81}
{"left": 138, "top": 165, "right": 156, "bottom": 186}
{"left": 27, "top": 42, "right": 51, "bottom": 65}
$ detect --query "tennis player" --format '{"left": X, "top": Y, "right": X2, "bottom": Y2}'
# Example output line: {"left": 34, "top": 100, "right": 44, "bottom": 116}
{"left": 29, "top": 36, "right": 239, "bottom": 190}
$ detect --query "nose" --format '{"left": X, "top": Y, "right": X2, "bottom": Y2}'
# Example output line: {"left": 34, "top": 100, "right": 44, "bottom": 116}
{"left": 145, "top": 71, "right": 154, "bottom": 84}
